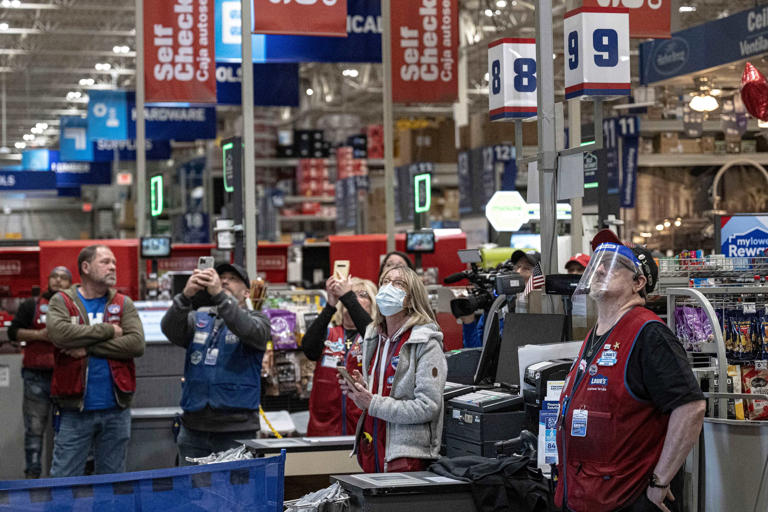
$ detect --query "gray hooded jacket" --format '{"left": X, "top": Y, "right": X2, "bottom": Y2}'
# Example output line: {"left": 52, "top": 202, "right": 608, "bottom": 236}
{"left": 358, "top": 319, "right": 447, "bottom": 462}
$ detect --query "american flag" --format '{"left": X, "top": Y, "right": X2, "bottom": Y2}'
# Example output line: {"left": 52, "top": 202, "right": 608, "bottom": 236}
{"left": 521, "top": 262, "right": 545, "bottom": 298}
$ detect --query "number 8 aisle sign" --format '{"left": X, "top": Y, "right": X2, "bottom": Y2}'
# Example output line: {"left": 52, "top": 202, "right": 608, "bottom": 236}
{"left": 563, "top": 8, "right": 630, "bottom": 100}
{"left": 488, "top": 38, "right": 537, "bottom": 120}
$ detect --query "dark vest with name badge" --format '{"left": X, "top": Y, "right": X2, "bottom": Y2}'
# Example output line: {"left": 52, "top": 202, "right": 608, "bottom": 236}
{"left": 180, "top": 310, "right": 264, "bottom": 412}
{"left": 24, "top": 297, "right": 55, "bottom": 370}
{"left": 555, "top": 307, "right": 669, "bottom": 512}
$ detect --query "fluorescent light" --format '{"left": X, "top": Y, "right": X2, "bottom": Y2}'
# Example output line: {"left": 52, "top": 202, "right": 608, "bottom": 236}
{"left": 655, "top": 224, "right": 664, "bottom": 231}
{"left": 495, "top": 9, "right": 501, "bottom": 15}
{"left": 306, "top": 88, "right": 313, "bottom": 96}
{"left": 679, "top": 5, "right": 696, "bottom": 12}
{"left": 79, "top": 78, "right": 95, "bottom": 86}
{"left": 674, "top": 219, "right": 682, "bottom": 227}
{"left": 95, "top": 62, "right": 111, "bottom": 71}
{"left": 0, "top": 23, "right": 9, "bottom": 31}
{"left": 664, "top": 220, "right": 671, "bottom": 227}
{"left": 36, "top": 122, "right": 48, "bottom": 130}
{"left": 640, "top": 232, "right": 652, "bottom": 238}
{"left": 14, "top": 142, "right": 26, "bottom": 149}
{"left": 30, "top": 126, "right": 42, "bottom": 134}
{"left": 342, "top": 69, "right": 359, "bottom": 78}
{"left": 23, "top": 134, "right": 34, "bottom": 141}
{"left": 496, "top": 0, "right": 507, "bottom": 7}
{"left": 484, "top": 9, "right": 493, "bottom": 16}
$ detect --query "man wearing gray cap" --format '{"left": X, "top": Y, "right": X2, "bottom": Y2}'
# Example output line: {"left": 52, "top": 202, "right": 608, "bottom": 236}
{"left": 161, "top": 262, "right": 271, "bottom": 464}
{"left": 7, "top": 266, "right": 72, "bottom": 478}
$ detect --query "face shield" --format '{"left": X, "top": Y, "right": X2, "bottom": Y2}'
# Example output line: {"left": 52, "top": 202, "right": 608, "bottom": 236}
{"left": 573, "top": 243, "right": 642, "bottom": 298}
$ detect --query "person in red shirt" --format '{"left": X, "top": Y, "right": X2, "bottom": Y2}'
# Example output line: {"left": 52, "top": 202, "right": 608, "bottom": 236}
{"left": 302, "top": 276, "right": 377, "bottom": 436}
{"left": 342, "top": 266, "right": 446, "bottom": 473}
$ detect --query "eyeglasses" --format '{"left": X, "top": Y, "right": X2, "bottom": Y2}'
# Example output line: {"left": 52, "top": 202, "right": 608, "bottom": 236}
{"left": 381, "top": 278, "right": 407, "bottom": 290}
{"left": 355, "top": 291, "right": 370, "bottom": 300}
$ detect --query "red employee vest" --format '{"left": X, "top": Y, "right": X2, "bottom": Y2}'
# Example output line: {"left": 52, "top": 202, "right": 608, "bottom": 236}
{"left": 307, "top": 326, "right": 364, "bottom": 436}
{"left": 23, "top": 297, "right": 55, "bottom": 370}
{"left": 50, "top": 293, "right": 136, "bottom": 401}
{"left": 357, "top": 328, "right": 415, "bottom": 473}
{"left": 555, "top": 307, "right": 669, "bottom": 512}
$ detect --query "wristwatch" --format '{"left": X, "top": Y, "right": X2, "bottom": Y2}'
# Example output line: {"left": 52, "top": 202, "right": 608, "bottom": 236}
{"left": 649, "top": 473, "right": 669, "bottom": 489}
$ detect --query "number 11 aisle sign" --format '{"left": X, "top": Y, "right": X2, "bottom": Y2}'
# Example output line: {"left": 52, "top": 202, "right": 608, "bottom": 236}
{"left": 563, "top": 7, "right": 630, "bottom": 100}
{"left": 488, "top": 38, "right": 537, "bottom": 120}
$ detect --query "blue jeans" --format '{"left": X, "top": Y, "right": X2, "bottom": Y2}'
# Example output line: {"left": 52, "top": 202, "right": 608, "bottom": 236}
{"left": 21, "top": 368, "right": 53, "bottom": 478}
{"left": 50, "top": 408, "right": 131, "bottom": 477}
{"left": 176, "top": 425, "right": 257, "bottom": 466}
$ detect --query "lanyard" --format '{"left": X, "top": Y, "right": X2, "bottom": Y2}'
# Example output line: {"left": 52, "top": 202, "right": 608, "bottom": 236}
{"left": 369, "top": 326, "right": 405, "bottom": 395}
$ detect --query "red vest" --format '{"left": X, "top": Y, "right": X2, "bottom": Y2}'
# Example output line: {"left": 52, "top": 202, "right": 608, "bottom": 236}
{"left": 555, "top": 307, "right": 669, "bottom": 511}
{"left": 307, "top": 326, "right": 364, "bottom": 436}
{"left": 23, "top": 297, "right": 55, "bottom": 370}
{"left": 50, "top": 292, "right": 136, "bottom": 401}
{"left": 357, "top": 328, "right": 412, "bottom": 473}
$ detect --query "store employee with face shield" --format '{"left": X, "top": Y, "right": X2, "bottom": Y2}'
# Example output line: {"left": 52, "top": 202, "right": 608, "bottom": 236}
{"left": 555, "top": 230, "right": 705, "bottom": 512}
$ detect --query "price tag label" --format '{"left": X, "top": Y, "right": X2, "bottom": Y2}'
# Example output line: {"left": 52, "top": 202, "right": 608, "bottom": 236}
{"left": 488, "top": 38, "right": 537, "bottom": 120}
{"left": 563, "top": 7, "right": 630, "bottom": 100}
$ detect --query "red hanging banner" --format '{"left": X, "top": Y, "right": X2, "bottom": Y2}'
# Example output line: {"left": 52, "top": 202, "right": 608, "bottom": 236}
{"left": 582, "top": 0, "right": 670, "bottom": 39}
{"left": 391, "top": 0, "right": 459, "bottom": 103}
{"left": 252, "top": 0, "right": 347, "bottom": 37}
{"left": 144, "top": 0, "right": 216, "bottom": 103}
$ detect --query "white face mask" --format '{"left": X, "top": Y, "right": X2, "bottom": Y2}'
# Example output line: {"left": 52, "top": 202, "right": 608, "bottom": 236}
{"left": 375, "top": 284, "right": 406, "bottom": 317}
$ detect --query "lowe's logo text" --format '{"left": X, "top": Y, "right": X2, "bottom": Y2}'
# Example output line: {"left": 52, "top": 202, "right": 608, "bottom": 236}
{"left": 589, "top": 375, "right": 608, "bottom": 386}
{"left": 653, "top": 39, "right": 688, "bottom": 75}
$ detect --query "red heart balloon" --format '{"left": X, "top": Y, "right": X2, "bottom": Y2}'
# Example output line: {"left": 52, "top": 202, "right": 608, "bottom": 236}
{"left": 741, "top": 61, "right": 768, "bottom": 121}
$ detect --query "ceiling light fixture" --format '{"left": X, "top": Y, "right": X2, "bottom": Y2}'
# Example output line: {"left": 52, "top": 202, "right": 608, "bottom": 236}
{"left": 655, "top": 224, "right": 664, "bottom": 231}
{"left": 0, "top": 23, "right": 9, "bottom": 31}
{"left": 473, "top": 33, "right": 481, "bottom": 43}
{"left": 484, "top": 8, "right": 493, "bottom": 16}
{"left": 663, "top": 220, "right": 671, "bottom": 228}
{"left": 66, "top": 91, "right": 82, "bottom": 101}
{"left": 95, "top": 62, "right": 111, "bottom": 71}
{"left": 306, "top": 88, "right": 314, "bottom": 96}
{"left": 36, "top": 122, "right": 48, "bottom": 130}
{"left": 674, "top": 218, "right": 682, "bottom": 227}
{"left": 710, "top": 88, "right": 722, "bottom": 96}
{"left": 640, "top": 232, "right": 653, "bottom": 238}
{"left": 679, "top": 5, "right": 696, "bottom": 12}
{"left": 14, "top": 142, "right": 26, "bottom": 149}
{"left": 689, "top": 94, "right": 718, "bottom": 112}
{"left": 23, "top": 134, "right": 34, "bottom": 141}
{"left": 31, "top": 126, "right": 42, "bottom": 134}
{"left": 79, "top": 78, "right": 95, "bottom": 86}
{"left": 496, "top": 0, "right": 507, "bottom": 7}
{"left": 342, "top": 69, "right": 359, "bottom": 77}
{"left": 494, "top": 9, "right": 501, "bottom": 15}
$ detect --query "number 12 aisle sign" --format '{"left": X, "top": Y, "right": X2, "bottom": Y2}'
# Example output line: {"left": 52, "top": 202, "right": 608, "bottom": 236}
{"left": 563, "top": 8, "right": 630, "bottom": 100}
{"left": 488, "top": 39, "right": 537, "bottom": 120}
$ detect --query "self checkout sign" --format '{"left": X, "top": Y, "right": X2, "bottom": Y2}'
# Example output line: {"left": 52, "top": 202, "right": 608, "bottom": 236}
{"left": 563, "top": 7, "right": 630, "bottom": 100}
{"left": 488, "top": 38, "right": 537, "bottom": 120}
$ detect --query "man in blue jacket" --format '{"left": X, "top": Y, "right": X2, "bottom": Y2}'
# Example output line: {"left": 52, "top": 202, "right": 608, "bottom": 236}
{"left": 160, "top": 263, "right": 271, "bottom": 465}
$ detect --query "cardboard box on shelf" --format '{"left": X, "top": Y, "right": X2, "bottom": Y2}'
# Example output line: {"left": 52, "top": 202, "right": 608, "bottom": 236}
{"left": 678, "top": 138, "right": 701, "bottom": 153}
{"left": 741, "top": 139, "right": 757, "bottom": 153}
{"left": 700, "top": 135, "right": 715, "bottom": 153}
{"left": 654, "top": 132, "right": 680, "bottom": 153}
{"left": 638, "top": 137, "right": 654, "bottom": 154}
{"left": 714, "top": 140, "right": 727, "bottom": 154}
{"left": 469, "top": 112, "right": 536, "bottom": 148}
{"left": 646, "top": 106, "right": 664, "bottom": 120}
{"left": 726, "top": 140, "right": 741, "bottom": 153}
{"left": 396, "top": 120, "right": 457, "bottom": 164}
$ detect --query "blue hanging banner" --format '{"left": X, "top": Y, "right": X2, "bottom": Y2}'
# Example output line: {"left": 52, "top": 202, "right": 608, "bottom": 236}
{"left": 216, "top": 62, "right": 299, "bottom": 106}
{"left": 620, "top": 136, "right": 638, "bottom": 208}
{"left": 52, "top": 161, "right": 112, "bottom": 187}
{"left": 215, "top": 0, "right": 381, "bottom": 63}
{"left": 640, "top": 5, "right": 768, "bottom": 85}
{"left": 0, "top": 171, "right": 56, "bottom": 190}
{"left": 87, "top": 90, "right": 130, "bottom": 141}
{"left": 93, "top": 139, "right": 172, "bottom": 161}
{"left": 60, "top": 116, "right": 94, "bottom": 162}
{"left": 21, "top": 149, "right": 59, "bottom": 171}
{"left": 128, "top": 99, "right": 217, "bottom": 141}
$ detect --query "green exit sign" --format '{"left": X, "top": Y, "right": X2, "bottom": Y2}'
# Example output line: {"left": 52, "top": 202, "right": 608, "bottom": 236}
{"left": 150, "top": 175, "right": 163, "bottom": 217}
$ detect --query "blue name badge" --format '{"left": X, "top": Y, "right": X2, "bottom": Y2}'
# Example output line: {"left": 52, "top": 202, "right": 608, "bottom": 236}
{"left": 597, "top": 349, "right": 618, "bottom": 367}
{"left": 571, "top": 409, "right": 588, "bottom": 437}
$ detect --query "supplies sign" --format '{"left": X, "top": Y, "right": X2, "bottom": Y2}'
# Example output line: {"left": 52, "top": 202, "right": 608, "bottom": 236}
{"left": 391, "top": 0, "right": 458, "bottom": 103}
{"left": 144, "top": 0, "right": 216, "bottom": 103}
{"left": 252, "top": 0, "right": 347, "bottom": 37}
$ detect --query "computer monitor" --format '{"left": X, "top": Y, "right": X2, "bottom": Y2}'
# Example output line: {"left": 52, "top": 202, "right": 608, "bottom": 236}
{"left": 473, "top": 311, "right": 566, "bottom": 386}
{"left": 140, "top": 236, "right": 172, "bottom": 258}
{"left": 406, "top": 230, "right": 435, "bottom": 253}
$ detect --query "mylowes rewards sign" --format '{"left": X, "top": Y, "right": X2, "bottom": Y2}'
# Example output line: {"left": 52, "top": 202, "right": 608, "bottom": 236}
{"left": 392, "top": 0, "right": 458, "bottom": 103}
{"left": 719, "top": 215, "right": 768, "bottom": 257}
{"left": 145, "top": 0, "right": 216, "bottom": 103}
{"left": 252, "top": 0, "right": 347, "bottom": 37}
{"left": 640, "top": 6, "right": 768, "bottom": 84}
{"left": 583, "top": 0, "right": 669, "bottom": 39}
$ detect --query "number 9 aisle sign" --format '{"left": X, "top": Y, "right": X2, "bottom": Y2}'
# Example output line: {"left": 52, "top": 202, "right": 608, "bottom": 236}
{"left": 563, "top": 8, "right": 630, "bottom": 100}
{"left": 488, "top": 38, "right": 537, "bottom": 120}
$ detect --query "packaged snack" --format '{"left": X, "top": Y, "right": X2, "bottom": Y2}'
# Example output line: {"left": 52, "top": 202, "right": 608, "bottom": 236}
{"left": 684, "top": 306, "right": 702, "bottom": 351}
{"left": 675, "top": 307, "right": 692, "bottom": 351}
{"left": 742, "top": 365, "right": 768, "bottom": 420}
{"left": 265, "top": 309, "right": 298, "bottom": 350}
{"left": 727, "top": 364, "right": 745, "bottom": 420}
{"left": 758, "top": 311, "right": 768, "bottom": 360}
{"left": 722, "top": 310, "right": 733, "bottom": 358}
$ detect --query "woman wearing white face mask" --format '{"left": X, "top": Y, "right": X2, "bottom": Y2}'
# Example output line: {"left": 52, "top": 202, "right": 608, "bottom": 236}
{"left": 340, "top": 266, "right": 447, "bottom": 473}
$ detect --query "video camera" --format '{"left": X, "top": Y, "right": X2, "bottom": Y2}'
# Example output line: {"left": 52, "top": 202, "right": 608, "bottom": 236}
{"left": 445, "top": 249, "right": 525, "bottom": 318}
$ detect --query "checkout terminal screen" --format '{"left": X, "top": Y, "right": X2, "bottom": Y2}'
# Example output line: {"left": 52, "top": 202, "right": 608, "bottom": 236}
{"left": 134, "top": 301, "right": 172, "bottom": 343}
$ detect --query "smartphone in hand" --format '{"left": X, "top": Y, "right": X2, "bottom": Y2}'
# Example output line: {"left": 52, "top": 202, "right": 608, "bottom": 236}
{"left": 333, "top": 260, "right": 350, "bottom": 280}
{"left": 336, "top": 366, "right": 358, "bottom": 388}
{"left": 197, "top": 256, "right": 215, "bottom": 270}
